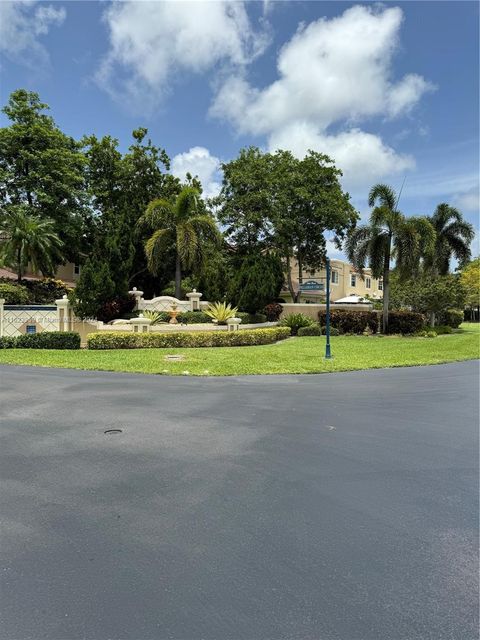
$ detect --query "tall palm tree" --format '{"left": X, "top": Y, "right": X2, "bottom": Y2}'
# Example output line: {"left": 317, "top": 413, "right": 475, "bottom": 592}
{"left": 139, "top": 187, "right": 220, "bottom": 298}
{"left": 426, "top": 203, "right": 474, "bottom": 275}
{"left": 0, "top": 208, "right": 63, "bottom": 281}
{"left": 345, "top": 184, "right": 435, "bottom": 333}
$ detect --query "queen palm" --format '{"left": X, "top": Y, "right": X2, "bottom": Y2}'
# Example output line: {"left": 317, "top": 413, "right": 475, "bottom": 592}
{"left": 139, "top": 187, "right": 219, "bottom": 298}
{"left": 0, "top": 207, "right": 63, "bottom": 281}
{"left": 345, "top": 184, "right": 435, "bottom": 333}
{"left": 426, "top": 203, "right": 474, "bottom": 275}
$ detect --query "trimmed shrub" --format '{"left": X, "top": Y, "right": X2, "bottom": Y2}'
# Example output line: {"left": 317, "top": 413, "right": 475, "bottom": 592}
{"left": 7, "top": 332, "right": 81, "bottom": 349}
{"left": 87, "top": 327, "right": 291, "bottom": 350}
{"left": 237, "top": 312, "right": 268, "bottom": 324}
{"left": 177, "top": 311, "right": 211, "bottom": 324}
{"left": 386, "top": 311, "right": 424, "bottom": 335}
{"left": 0, "top": 336, "right": 17, "bottom": 349}
{"left": 297, "top": 325, "right": 322, "bottom": 337}
{"left": 279, "top": 313, "right": 314, "bottom": 336}
{"left": 431, "top": 325, "right": 453, "bottom": 335}
{"left": 0, "top": 283, "right": 30, "bottom": 304}
{"left": 98, "top": 295, "right": 136, "bottom": 323}
{"left": 441, "top": 308, "right": 463, "bottom": 328}
{"left": 320, "top": 326, "right": 341, "bottom": 336}
{"left": 263, "top": 303, "right": 283, "bottom": 322}
{"left": 318, "top": 310, "right": 378, "bottom": 334}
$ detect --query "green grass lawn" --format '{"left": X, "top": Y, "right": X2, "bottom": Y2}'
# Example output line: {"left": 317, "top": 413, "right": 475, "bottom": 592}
{"left": 0, "top": 323, "right": 478, "bottom": 376}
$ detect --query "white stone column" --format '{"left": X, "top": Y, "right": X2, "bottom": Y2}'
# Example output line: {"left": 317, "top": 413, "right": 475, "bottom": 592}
{"left": 55, "top": 295, "right": 70, "bottom": 332}
{"left": 0, "top": 298, "right": 4, "bottom": 337}
{"left": 186, "top": 289, "right": 202, "bottom": 311}
{"left": 129, "top": 287, "right": 144, "bottom": 310}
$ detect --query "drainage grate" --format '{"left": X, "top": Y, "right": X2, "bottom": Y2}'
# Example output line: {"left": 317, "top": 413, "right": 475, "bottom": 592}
{"left": 104, "top": 429, "right": 123, "bottom": 435}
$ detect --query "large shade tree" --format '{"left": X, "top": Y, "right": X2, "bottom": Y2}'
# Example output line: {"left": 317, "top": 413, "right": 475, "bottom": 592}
{"left": 0, "top": 207, "right": 63, "bottom": 281}
{"left": 345, "top": 184, "right": 435, "bottom": 332}
{"left": 426, "top": 203, "right": 474, "bottom": 275}
{"left": 139, "top": 187, "right": 220, "bottom": 298}
{"left": 0, "top": 89, "right": 90, "bottom": 263}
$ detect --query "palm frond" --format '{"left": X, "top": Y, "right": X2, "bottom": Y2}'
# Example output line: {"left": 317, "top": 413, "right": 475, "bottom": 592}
{"left": 144, "top": 228, "right": 175, "bottom": 274}
{"left": 175, "top": 187, "right": 200, "bottom": 222}
{"left": 368, "top": 183, "right": 397, "bottom": 210}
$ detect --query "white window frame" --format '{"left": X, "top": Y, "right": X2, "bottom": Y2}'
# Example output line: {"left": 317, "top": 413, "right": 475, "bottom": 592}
{"left": 365, "top": 277, "right": 371, "bottom": 289}
{"left": 74, "top": 264, "right": 81, "bottom": 276}
{"left": 350, "top": 273, "right": 356, "bottom": 287}
{"left": 378, "top": 279, "right": 383, "bottom": 291}
{"left": 331, "top": 270, "right": 339, "bottom": 284}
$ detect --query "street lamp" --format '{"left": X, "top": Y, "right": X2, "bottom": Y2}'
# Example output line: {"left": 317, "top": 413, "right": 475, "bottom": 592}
{"left": 325, "top": 257, "right": 332, "bottom": 359}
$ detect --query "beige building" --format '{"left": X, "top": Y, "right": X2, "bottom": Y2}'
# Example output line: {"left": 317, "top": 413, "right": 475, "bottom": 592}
{"left": 284, "top": 258, "right": 383, "bottom": 302}
{"left": 0, "top": 262, "right": 81, "bottom": 286}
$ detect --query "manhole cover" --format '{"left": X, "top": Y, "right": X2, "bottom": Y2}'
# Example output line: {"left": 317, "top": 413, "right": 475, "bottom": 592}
{"left": 104, "top": 429, "right": 123, "bottom": 435}
{"left": 164, "top": 355, "right": 185, "bottom": 361}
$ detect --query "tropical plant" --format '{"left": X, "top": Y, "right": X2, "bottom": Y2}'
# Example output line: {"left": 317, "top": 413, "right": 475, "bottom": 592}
{"left": 141, "top": 309, "right": 166, "bottom": 325}
{"left": 460, "top": 257, "right": 480, "bottom": 320}
{"left": 279, "top": 313, "right": 314, "bottom": 335}
{"left": 204, "top": 301, "right": 238, "bottom": 325}
{"left": 426, "top": 203, "right": 474, "bottom": 275}
{"left": 0, "top": 207, "right": 63, "bottom": 281}
{"left": 139, "top": 186, "right": 220, "bottom": 298}
{"left": 345, "top": 183, "right": 435, "bottom": 333}
{"left": 263, "top": 302, "right": 283, "bottom": 321}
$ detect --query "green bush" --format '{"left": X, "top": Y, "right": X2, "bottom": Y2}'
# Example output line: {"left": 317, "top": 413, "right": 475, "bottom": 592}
{"left": 87, "top": 327, "right": 291, "bottom": 350}
{"left": 0, "top": 336, "right": 17, "bottom": 348}
{"left": 0, "top": 283, "right": 30, "bottom": 304}
{"left": 320, "top": 326, "right": 341, "bottom": 336}
{"left": 237, "top": 312, "right": 268, "bottom": 324}
{"left": 279, "top": 313, "right": 314, "bottom": 335}
{"left": 3, "top": 332, "right": 81, "bottom": 349}
{"left": 431, "top": 325, "right": 453, "bottom": 335}
{"left": 426, "top": 331, "right": 437, "bottom": 338}
{"left": 386, "top": 311, "right": 425, "bottom": 335}
{"left": 177, "top": 311, "right": 211, "bottom": 324}
{"left": 263, "top": 303, "right": 283, "bottom": 321}
{"left": 318, "top": 310, "right": 378, "bottom": 334}
{"left": 441, "top": 309, "right": 463, "bottom": 328}
{"left": 297, "top": 325, "right": 322, "bottom": 337}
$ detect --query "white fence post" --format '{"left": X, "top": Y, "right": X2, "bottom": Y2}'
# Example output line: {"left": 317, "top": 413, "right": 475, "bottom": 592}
{"left": 0, "top": 298, "right": 4, "bottom": 337}
{"left": 55, "top": 295, "right": 70, "bottom": 332}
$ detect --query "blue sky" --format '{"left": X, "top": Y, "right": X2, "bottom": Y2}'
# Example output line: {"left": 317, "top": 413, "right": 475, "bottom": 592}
{"left": 1, "top": 1, "right": 478, "bottom": 256}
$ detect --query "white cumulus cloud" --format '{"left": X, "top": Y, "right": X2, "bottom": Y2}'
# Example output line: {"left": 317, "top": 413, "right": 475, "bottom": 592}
{"left": 96, "top": 0, "right": 270, "bottom": 112}
{"left": 0, "top": 1, "right": 66, "bottom": 69}
{"left": 171, "top": 146, "right": 222, "bottom": 199}
{"left": 211, "top": 4, "right": 434, "bottom": 190}
{"left": 453, "top": 186, "right": 480, "bottom": 214}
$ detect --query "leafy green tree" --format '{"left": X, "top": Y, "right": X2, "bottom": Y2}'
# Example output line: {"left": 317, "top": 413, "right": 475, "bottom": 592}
{"left": 216, "top": 147, "right": 357, "bottom": 302}
{"left": 71, "top": 257, "right": 115, "bottom": 319}
{"left": 270, "top": 150, "right": 357, "bottom": 301}
{"left": 139, "top": 187, "right": 220, "bottom": 298}
{"left": 229, "top": 252, "right": 284, "bottom": 314}
{"left": 346, "top": 184, "right": 435, "bottom": 333}
{"left": 460, "top": 257, "right": 480, "bottom": 320}
{"left": 0, "top": 89, "right": 89, "bottom": 262}
{"left": 390, "top": 271, "right": 467, "bottom": 325}
{"left": 0, "top": 207, "right": 63, "bottom": 281}
{"left": 426, "top": 203, "right": 474, "bottom": 275}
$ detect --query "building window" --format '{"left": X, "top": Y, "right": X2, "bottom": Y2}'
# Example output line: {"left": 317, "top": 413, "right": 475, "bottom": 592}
{"left": 26, "top": 325, "right": 36, "bottom": 335}
{"left": 365, "top": 277, "right": 371, "bottom": 289}
{"left": 378, "top": 279, "right": 383, "bottom": 291}
{"left": 331, "top": 270, "right": 339, "bottom": 284}
{"left": 350, "top": 274, "right": 356, "bottom": 287}
{"left": 74, "top": 264, "right": 81, "bottom": 276}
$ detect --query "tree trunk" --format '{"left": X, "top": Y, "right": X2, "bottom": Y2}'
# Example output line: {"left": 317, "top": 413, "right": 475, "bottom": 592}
{"left": 286, "top": 256, "right": 296, "bottom": 303}
{"left": 382, "top": 241, "right": 391, "bottom": 334}
{"left": 17, "top": 249, "right": 22, "bottom": 282}
{"left": 295, "top": 254, "right": 303, "bottom": 303}
{"left": 429, "top": 312, "right": 436, "bottom": 327}
{"left": 174, "top": 253, "right": 182, "bottom": 299}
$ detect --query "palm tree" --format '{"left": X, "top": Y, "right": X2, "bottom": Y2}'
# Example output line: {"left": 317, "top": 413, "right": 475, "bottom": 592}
{"left": 139, "top": 187, "right": 220, "bottom": 298}
{"left": 345, "top": 184, "right": 435, "bottom": 333}
{"left": 426, "top": 203, "right": 474, "bottom": 275}
{"left": 0, "top": 207, "right": 63, "bottom": 281}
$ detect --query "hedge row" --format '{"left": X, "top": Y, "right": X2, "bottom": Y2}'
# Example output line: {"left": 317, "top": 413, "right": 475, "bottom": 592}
{"left": 87, "top": 327, "right": 291, "bottom": 350}
{"left": 318, "top": 310, "right": 378, "bottom": 334}
{"left": 0, "top": 331, "right": 81, "bottom": 349}
{"left": 385, "top": 311, "right": 425, "bottom": 334}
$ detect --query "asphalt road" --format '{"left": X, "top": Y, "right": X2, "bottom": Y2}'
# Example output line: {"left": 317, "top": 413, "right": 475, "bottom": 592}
{"left": 0, "top": 361, "right": 478, "bottom": 640}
